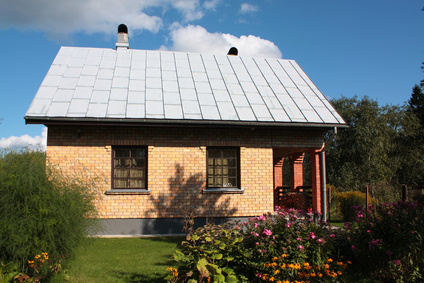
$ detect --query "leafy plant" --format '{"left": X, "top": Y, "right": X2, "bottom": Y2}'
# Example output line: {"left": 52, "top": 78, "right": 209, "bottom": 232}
{"left": 168, "top": 224, "right": 247, "bottom": 282}
{"left": 0, "top": 149, "right": 100, "bottom": 272}
{"left": 346, "top": 201, "right": 424, "bottom": 282}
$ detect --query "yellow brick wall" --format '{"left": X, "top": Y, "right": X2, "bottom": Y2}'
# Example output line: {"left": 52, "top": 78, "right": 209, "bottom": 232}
{"left": 46, "top": 125, "right": 324, "bottom": 219}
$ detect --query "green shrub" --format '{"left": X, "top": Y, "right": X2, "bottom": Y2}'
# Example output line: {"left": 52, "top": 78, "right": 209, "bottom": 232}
{"left": 0, "top": 149, "right": 100, "bottom": 274}
{"left": 168, "top": 224, "right": 247, "bottom": 282}
{"left": 167, "top": 208, "right": 351, "bottom": 282}
{"left": 346, "top": 201, "right": 424, "bottom": 282}
{"left": 335, "top": 191, "right": 367, "bottom": 222}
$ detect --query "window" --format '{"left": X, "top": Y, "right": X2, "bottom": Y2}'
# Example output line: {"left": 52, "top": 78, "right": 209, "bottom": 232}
{"left": 207, "top": 147, "right": 240, "bottom": 189}
{"left": 112, "top": 147, "right": 147, "bottom": 190}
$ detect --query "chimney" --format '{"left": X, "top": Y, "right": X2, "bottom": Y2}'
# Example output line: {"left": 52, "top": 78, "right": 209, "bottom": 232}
{"left": 227, "top": 47, "right": 238, "bottom": 56}
{"left": 116, "top": 24, "right": 129, "bottom": 50}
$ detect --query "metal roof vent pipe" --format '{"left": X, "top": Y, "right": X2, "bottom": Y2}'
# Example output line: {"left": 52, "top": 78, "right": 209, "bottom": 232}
{"left": 227, "top": 47, "right": 238, "bottom": 56}
{"left": 116, "top": 24, "right": 129, "bottom": 50}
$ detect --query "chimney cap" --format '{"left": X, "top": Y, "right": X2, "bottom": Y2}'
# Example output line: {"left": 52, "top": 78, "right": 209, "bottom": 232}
{"left": 227, "top": 47, "right": 238, "bottom": 56}
{"left": 118, "top": 24, "right": 128, "bottom": 34}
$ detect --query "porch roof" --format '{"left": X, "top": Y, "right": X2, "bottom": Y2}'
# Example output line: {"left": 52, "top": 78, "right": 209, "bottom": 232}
{"left": 25, "top": 46, "right": 346, "bottom": 129}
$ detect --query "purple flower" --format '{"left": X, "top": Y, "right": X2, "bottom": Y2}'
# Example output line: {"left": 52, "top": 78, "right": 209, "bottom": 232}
{"left": 386, "top": 250, "right": 393, "bottom": 256}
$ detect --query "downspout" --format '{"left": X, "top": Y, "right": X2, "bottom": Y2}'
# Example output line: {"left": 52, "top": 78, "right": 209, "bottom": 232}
{"left": 320, "top": 127, "right": 338, "bottom": 222}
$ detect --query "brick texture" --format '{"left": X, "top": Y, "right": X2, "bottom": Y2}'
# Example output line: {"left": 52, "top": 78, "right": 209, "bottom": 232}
{"left": 46, "top": 125, "right": 326, "bottom": 219}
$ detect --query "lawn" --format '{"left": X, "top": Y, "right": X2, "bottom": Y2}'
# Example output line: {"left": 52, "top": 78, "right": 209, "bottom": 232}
{"left": 51, "top": 236, "right": 184, "bottom": 283}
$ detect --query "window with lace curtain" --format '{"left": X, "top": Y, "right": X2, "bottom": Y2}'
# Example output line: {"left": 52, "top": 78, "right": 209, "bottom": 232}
{"left": 207, "top": 147, "right": 240, "bottom": 189}
{"left": 112, "top": 147, "right": 147, "bottom": 190}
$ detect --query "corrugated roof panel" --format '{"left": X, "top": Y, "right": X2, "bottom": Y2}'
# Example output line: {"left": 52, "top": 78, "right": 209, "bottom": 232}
{"left": 107, "top": 100, "right": 127, "bottom": 117}
{"left": 164, "top": 104, "right": 184, "bottom": 119}
{"left": 27, "top": 99, "right": 51, "bottom": 116}
{"left": 73, "top": 87, "right": 92, "bottom": 99}
{"left": 68, "top": 99, "right": 89, "bottom": 115}
{"left": 77, "top": 76, "right": 96, "bottom": 87}
{"left": 236, "top": 107, "right": 256, "bottom": 121}
{"left": 53, "top": 89, "right": 73, "bottom": 102}
{"left": 213, "top": 90, "right": 232, "bottom": 102}
{"left": 64, "top": 67, "right": 82, "bottom": 78}
{"left": 180, "top": 88, "right": 197, "bottom": 101}
{"left": 163, "top": 91, "right": 181, "bottom": 105}
{"left": 42, "top": 75, "right": 62, "bottom": 87}
{"left": 90, "top": 90, "right": 110, "bottom": 103}
{"left": 163, "top": 80, "right": 179, "bottom": 93}
{"left": 129, "top": 79, "right": 145, "bottom": 91}
{"left": 110, "top": 88, "right": 128, "bottom": 101}
{"left": 182, "top": 100, "right": 201, "bottom": 117}
{"left": 201, "top": 105, "right": 220, "bottom": 120}
{"left": 251, "top": 104, "right": 273, "bottom": 120}
{"left": 47, "top": 102, "right": 69, "bottom": 116}
{"left": 145, "top": 100, "right": 164, "bottom": 117}
{"left": 25, "top": 47, "right": 346, "bottom": 127}
{"left": 127, "top": 104, "right": 145, "bottom": 118}
{"left": 146, "top": 88, "right": 163, "bottom": 101}
{"left": 87, "top": 103, "right": 107, "bottom": 117}
{"left": 231, "top": 94, "right": 250, "bottom": 107}
{"left": 217, "top": 101, "right": 239, "bottom": 120}
{"left": 128, "top": 91, "right": 145, "bottom": 104}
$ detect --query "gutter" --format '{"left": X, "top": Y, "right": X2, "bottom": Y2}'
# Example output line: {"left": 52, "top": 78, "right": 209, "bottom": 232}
{"left": 320, "top": 127, "right": 338, "bottom": 222}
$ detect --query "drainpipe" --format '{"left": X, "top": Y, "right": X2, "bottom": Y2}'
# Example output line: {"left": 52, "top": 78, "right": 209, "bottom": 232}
{"left": 320, "top": 127, "right": 337, "bottom": 222}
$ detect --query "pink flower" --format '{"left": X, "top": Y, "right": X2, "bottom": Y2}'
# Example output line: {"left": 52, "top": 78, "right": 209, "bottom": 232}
{"left": 254, "top": 223, "right": 258, "bottom": 228}
{"left": 263, "top": 229, "right": 272, "bottom": 236}
{"left": 330, "top": 234, "right": 335, "bottom": 238}
{"left": 393, "top": 260, "right": 401, "bottom": 266}
{"left": 255, "top": 233, "right": 259, "bottom": 237}
{"left": 298, "top": 245, "right": 304, "bottom": 250}
{"left": 296, "top": 237, "right": 302, "bottom": 241}
{"left": 317, "top": 238, "right": 323, "bottom": 243}
{"left": 351, "top": 245, "right": 356, "bottom": 250}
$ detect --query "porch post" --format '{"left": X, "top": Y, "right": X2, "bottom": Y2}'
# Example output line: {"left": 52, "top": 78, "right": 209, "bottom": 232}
{"left": 290, "top": 152, "right": 304, "bottom": 191}
{"left": 309, "top": 149, "right": 322, "bottom": 213}
{"left": 273, "top": 157, "right": 284, "bottom": 208}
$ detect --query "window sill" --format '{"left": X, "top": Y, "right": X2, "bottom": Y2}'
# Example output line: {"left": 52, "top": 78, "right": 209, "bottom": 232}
{"left": 202, "top": 188, "right": 245, "bottom": 194}
{"left": 105, "top": 189, "right": 151, "bottom": 195}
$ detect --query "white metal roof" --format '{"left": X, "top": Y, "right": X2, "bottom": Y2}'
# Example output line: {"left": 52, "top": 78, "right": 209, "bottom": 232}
{"left": 25, "top": 46, "right": 345, "bottom": 127}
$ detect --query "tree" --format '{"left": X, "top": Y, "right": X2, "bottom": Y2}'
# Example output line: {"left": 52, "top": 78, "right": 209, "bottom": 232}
{"left": 408, "top": 84, "right": 424, "bottom": 127}
{"left": 326, "top": 96, "right": 399, "bottom": 190}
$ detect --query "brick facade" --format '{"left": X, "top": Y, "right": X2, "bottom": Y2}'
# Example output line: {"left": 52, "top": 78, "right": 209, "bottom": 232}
{"left": 46, "top": 125, "right": 326, "bottom": 221}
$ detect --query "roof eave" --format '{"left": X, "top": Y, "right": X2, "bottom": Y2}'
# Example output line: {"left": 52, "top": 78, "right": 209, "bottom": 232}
{"left": 25, "top": 116, "right": 348, "bottom": 130}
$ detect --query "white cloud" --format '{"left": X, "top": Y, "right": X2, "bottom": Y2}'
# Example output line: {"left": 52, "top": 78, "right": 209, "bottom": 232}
{"left": 0, "top": 128, "right": 47, "bottom": 151}
{"left": 163, "top": 24, "right": 282, "bottom": 58}
{"left": 0, "top": 0, "right": 212, "bottom": 39}
{"left": 240, "top": 3, "right": 259, "bottom": 14}
{"left": 203, "top": 0, "right": 222, "bottom": 11}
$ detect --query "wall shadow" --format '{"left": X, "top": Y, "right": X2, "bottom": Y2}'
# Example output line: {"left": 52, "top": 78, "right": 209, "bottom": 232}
{"left": 145, "top": 163, "right": 238, "bottom": 234}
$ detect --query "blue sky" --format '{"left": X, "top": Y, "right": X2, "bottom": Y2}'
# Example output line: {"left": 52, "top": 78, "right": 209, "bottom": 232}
{"left": 0, "top": 0, "right": 423, "bottom": 149}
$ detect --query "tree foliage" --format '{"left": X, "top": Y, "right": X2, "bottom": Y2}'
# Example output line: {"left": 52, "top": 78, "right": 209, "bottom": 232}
{"left": 326, "top": 91, "right": 424, "bottom": 191}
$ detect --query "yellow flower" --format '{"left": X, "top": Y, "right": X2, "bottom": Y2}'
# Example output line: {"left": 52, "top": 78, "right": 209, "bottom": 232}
{"left": 273, "top": 269, "right": 280, "bottom": 274}
{"left": 327, "top": 258, "right": 333, "bottom": 263}
{"left": 281, "top": 254, "right": 288, "bottom": 258}
{"left": 28, "top": 260, "right": 34, "bottom": 264}
{"left": 269, "top": 277, "right": 275, "bottom": 281}
{"left": 272, "top": 257, "right": 278, "bottom": 261}
{"left": 303, "top": 262, "right": 310, "bottom": 267}
{"left": 338, "top": 271, "right": 342, "bottom": 275}
{"left": 280, "top": 263, "right": 286, "bottom": 269}
{"left": 34, "top": 255, "right": 41, "bottom": 259}
{"left": 323, "top": 264, "right": 330, "bottom": 269}
{"left": 318, "top": 273, "right": 323, "bottom": 277}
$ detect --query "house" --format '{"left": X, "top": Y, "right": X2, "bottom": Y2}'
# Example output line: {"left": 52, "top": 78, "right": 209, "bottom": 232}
{"left": 25, "top": 25, "right": 346, "bottom": 236}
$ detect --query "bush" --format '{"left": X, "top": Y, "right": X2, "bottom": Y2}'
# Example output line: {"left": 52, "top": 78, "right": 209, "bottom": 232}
{"left": 0, "top": 149, "right": 100, "bottom": 275}
{"left": 335, "top": 190, "right": 368, "bottom": 222}
{"left": 346, "top": 201, "right": 424, "bottom": 282}
{"left": 167, "top": 208, "right": 351, "bottom": 282}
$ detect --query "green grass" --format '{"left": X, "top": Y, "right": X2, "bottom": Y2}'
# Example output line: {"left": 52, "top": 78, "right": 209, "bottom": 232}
{"left": 51, "top": 236, "right": 184, "bottom": 283}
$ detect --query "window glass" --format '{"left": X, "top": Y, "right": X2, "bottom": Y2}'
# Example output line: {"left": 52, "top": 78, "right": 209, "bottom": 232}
{"left": 112, "top": 147, "right": 147, "bottom": 189}
{"left": 207, "top": 147, "right": 239, "bottom": 189}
